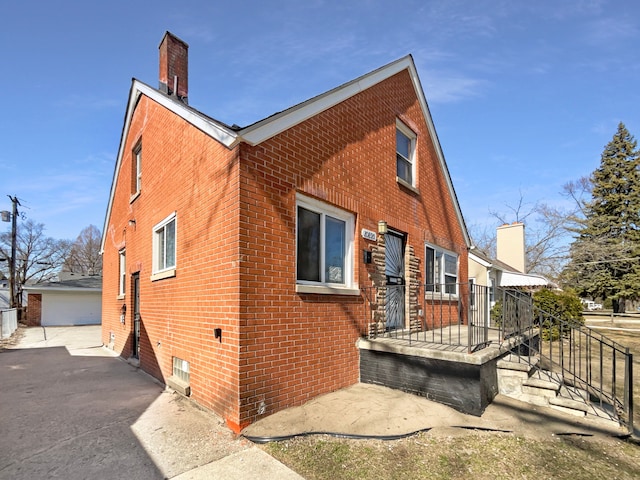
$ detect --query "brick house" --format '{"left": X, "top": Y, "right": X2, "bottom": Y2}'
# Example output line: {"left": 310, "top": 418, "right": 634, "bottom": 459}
{"left": 101, "top": 32, "right": 471, "bottom": 432}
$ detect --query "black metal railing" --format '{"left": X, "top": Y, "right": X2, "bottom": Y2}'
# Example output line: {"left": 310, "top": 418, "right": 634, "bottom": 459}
{"left": 361, "top": 282, "right": 497, "bottom": 353}
{"left": 505, "top": 302, "right": 634, "bottom": 434}
{"left": 360, "top": 283, "right": 634, "bottom": 432}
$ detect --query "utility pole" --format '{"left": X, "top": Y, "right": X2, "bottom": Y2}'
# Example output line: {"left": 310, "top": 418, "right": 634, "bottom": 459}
{"left": 1, "top": 196, "right": 20, "bottom": 311}
{"left": 9, "top": 196, "right": 19, "bottom": 310}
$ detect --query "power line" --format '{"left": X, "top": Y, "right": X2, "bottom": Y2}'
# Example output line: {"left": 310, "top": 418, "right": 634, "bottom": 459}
{"left": 573, "top": 256, "right": 640, "bottom": 266}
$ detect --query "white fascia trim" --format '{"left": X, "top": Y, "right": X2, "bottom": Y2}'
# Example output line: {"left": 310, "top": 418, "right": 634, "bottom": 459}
{"left": 134, "top": 82, "right": 238, "bottom": 147}
{"left": 238, "top": 56, "right": 414, "bottom": 146}
{"left": 469, "top": 252, "right": 492, "bottom": 268}
{"left": 23, "top": 287, "right": 102, "bottom": 293}
{"left": 237, "top": 55, "right": 471, "bottom": 249}
{"left": 407, "top": 62, "right": 471, "bottom": 249}
{"left": 100, "top": 80, "right": 238, "bottom": 253}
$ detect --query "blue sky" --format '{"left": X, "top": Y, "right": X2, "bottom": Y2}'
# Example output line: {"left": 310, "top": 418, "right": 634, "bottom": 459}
{"left": 1, "top": 0, "right": 638, "bottom": 241}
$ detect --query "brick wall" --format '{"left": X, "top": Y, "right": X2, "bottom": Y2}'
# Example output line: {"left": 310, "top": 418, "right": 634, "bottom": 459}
{"left": 236, "top": 69, "right": 468, "bottom": 427}
{"left": 103, "top": 68, "right": 468, "bottom": 431}
{"left": 25, "top": 293, "right": 41, "bottom": 326}
{"left": 102, "top": 95, "right": 243, "bottom": 425}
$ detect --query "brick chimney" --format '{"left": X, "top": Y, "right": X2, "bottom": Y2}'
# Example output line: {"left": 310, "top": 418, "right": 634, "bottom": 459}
{"left": 158, "top": 31, "right": 189, "bottom": 104}
{"left": 496, "top": 222, "right": 526, "bottom": 273}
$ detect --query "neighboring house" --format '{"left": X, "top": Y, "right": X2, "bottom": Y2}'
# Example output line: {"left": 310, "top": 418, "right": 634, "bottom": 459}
{"left": 469, "top": 222, "right": 552, "bottom": 324}
{"left": 23, "top": 274, "right": 102, "bottom": 326}
{"left": 101, "top": 32, "right": 470, "bottom": 432}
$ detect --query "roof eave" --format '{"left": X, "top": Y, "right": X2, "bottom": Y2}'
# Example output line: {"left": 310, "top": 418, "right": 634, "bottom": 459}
{"left": 100, "top": 80, "right": 239, "bottom": 253}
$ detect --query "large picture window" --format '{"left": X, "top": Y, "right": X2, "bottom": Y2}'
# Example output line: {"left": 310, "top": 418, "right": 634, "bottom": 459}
{"left": 425, "top": 244, "right": 458, "bottom": 294}
{"left": 153, "top": 213, "right": 176, "bottom": 275}
{"left": 296, "top": 195, "right": 354, "bottom": 289}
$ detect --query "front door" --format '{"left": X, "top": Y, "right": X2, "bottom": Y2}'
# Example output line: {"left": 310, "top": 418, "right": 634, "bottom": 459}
{"left": 385, "top": 231, "right": 405, "bottom": 330}
{"left": 132, "top": 273, "right": 140, "bottom": 359}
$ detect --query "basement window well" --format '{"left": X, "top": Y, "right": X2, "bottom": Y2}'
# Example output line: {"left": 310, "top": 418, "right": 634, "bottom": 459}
{"left": 168, "top": 356, "right": 191, "bottom": 396}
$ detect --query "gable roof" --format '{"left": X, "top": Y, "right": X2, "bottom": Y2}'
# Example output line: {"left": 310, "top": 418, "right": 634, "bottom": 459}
{"left": 469, "top": 250, "right": 552, "bottom": 288}
{"left": 24, "top": 276, "right": 102, "bottom": 292}
{"left": 101, "top": 55, "right": 470, "bottom": 251}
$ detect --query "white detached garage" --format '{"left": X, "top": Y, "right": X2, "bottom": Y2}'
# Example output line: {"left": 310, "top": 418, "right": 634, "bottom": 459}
{"left": 24, "top": 275, "right": 102, "bottom": 326}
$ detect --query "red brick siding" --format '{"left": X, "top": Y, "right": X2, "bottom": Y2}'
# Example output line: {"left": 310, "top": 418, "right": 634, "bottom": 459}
{"left": 25, "top": 293, "right": 42, "bottom": 326}
{"left": 103, "top": 68, "right": 468, "bottom": 431}
{"left": 102, "top": 95, "right": 242, "bottom": 424}
{"left": 236, "top": 69, "right": 468, "bottom": 426}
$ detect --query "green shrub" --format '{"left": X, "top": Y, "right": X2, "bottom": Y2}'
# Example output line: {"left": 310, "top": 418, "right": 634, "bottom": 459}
{"left": 533, "top": 289, "right": 584, "bottom": 340}
{"left": 490, "top": 301, "right": 503, "bottom": 327}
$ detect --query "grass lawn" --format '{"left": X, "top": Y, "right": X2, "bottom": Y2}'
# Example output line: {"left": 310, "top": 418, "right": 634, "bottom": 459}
{"left": 262, "top": 323, "right": 640, "bottom": 480}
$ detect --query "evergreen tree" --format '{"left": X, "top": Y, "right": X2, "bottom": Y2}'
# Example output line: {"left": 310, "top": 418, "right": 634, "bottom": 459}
{"left": 562, "top": 122, "right": 640, "bottom": 312}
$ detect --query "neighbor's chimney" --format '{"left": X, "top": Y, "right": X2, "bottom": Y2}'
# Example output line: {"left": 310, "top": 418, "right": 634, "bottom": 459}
{"left": 158, "top": 31, "right": 189, "bottom": 104}
{"left": 496, "top": 222, "right": 526, "bottom": 273}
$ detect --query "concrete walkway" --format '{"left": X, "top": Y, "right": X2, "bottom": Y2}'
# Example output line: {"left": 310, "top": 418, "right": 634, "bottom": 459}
{"left": 243, "top": 382, "right": 628, "bottom": 442}
{"left": 2, "top": 325, "right": 631, "bottom": 480}
{"left": 1, "top": 326, "right": 303, "bottom": 480}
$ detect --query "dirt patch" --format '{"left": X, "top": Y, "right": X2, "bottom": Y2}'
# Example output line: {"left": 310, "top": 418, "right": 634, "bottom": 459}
{"left": 263, "top": 430, "right": 640, "bottom": 480}
{"left": 262, "top": 325, "right": 640, "bottom": 480}
{"left": 0, "top": 323, "right": 25, "bottom": 350}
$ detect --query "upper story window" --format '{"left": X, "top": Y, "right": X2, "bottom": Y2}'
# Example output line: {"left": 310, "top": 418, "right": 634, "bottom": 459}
{"left": 131, "top": 142, "right": 142, "bottom": 197}
{"left": 296, "top": 194, "right": 355, "bottom": 292}
{"left": 152, "top": 213, "right": 176, "bottom": 278}
{"left": 425, "top": 244, "right": 458, "bottom": 295}
{"left": 396, "top": 120, "right": 416, "bottom": 187}
{"left": 118, "top": 249, "right": 126, "bottom": 297}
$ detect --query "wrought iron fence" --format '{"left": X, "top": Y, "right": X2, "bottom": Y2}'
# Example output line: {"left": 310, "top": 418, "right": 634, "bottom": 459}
{"left": 360, "top": 282, "right": 634, "bottom": 432}
{"left": 514, "top": 305, "right": 634, "bottom": 434}
{"left": 361, "top": 282, "right": 498, "bottom": 353}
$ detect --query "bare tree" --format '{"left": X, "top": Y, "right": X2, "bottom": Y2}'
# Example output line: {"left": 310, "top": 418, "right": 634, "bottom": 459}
{"left": 469, "top": 183, "right": 590, "bottom": 282}
{"left": 0, "top": 219, "right": 71, "bottom": 310}
{"left": 63, "top": 225, "right": 103, "bottom": 276}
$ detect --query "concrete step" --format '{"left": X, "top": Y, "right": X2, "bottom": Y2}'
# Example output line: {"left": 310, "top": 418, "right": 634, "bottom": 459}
{"left": 522, "top": 377, "right": 561, "bottom": 398}
{"left": 559, "top": 384, "right": 590, "bottom": 401}
{"left": 496, "top": 354, "right": 539, "bottom": 373}
{"left": 549, "top": 396, "right": 589, "bottom": 417}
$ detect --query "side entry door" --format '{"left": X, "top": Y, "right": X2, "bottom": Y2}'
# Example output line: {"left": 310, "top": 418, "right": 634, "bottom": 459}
{"left": 132, "top": 273, "right": 140, "bottom": 359}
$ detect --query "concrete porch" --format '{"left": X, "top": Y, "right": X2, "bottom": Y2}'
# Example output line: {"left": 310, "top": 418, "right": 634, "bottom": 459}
{"left": 357, "top": 326, "right": 536, "bottom": 416}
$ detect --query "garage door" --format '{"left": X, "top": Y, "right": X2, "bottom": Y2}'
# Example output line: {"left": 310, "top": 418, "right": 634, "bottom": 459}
{"left": 41, "top": 293, "right": 102, "bottom": 326}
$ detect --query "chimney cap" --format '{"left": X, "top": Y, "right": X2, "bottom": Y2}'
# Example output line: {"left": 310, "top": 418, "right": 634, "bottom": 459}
{"left": 158, "top": 31, "right": 189, "bottom": 49}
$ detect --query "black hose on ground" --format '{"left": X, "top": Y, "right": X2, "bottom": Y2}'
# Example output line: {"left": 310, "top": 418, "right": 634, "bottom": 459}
{"left": 243, "top": 425, "right": 514, "bottom": 444}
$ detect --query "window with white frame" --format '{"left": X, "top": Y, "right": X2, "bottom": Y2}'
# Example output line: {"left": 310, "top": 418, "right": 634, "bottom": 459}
{"left": 153, "top": 213, "right": 176, "bottom": 274}
{"left": 425, "top": 244, "right": 458, "bottom": 294}
{"left": 132, "top": 142, "right": 142, "bottom": 196}
{"left": 396, "top": 120, "right": 416, "bottom": 186}
{"left": 296, "top": 195, "right": 354, "bottom": 288}
{"left": 118, "top": 249, "right": 126, "bottom": 297}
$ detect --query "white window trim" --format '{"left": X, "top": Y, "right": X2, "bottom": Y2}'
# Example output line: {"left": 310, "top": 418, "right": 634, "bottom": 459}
{"left": 134, "top": 143, "right": 142, "bottom": 194}
{"left": 396, "top": 119, "right": 417, "bottom": 188}
{"left": 152, "top": 212, "right": 177, "bottom": 280}
{"left": 118, "top": 249, "right": 126, "bottom": 298}
{"left": 425, "top": 243, "right": 459, "bottom": 297}
{"left": 295, "top": 193, "right": 357, "bottom": 294}
{"left": 130, "top": 142, "right": 142, "bottom": 202}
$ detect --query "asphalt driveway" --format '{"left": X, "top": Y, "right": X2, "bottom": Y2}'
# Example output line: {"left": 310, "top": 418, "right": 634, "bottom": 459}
{"left": 0, "top": 325, "right": 302, "bottom": 480}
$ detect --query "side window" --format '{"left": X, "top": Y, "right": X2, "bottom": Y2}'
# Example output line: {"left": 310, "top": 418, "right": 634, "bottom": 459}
{"left": 296, "top": 195, "right": 354, "bottom": 288}
{"left": 118, "top": 249, "right": 126, "bottom": 297}
{"left": 396, "top": 120, "right": 416, "bottom": 187}
{"left": 153, "top": 213, "right": 176, "bottom": 275}
{"left": 425, "top": 244, "right": 458, "bottom": 295}
{"left": 131, "top": 141, "right": 142, "bottom": 196}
